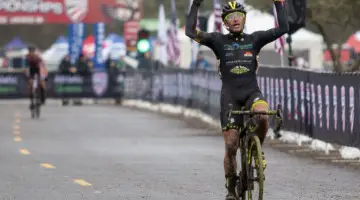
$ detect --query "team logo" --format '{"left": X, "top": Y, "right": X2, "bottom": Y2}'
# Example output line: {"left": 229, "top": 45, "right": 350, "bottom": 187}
{"left": 92, "top": 72, "right": 108, "bottom": 96}
{"left": 230, "top": 66, "right": 249, "bottom": 74}
{"left": 65, "top": 0, "right": 89, "bottom": 23}
{"left": 341, "top": 86, "right": 346, "bottom": 132}
{"left": 293, "top": 80, "right": 298, "bottom": 120}
{"left": 333, "top": 86, "right": 337, "bottom": 130}
{"left": 325, "top": 85, "right": 330, "bottom": 130}
{"left": 244, "top": 51, "right": 253, "bottom": 57}
{"left": 317, "top": 85, "right": 323, "bottom": 128}
{"left": 349, "top": 87, "right": 354, "bottom": 133}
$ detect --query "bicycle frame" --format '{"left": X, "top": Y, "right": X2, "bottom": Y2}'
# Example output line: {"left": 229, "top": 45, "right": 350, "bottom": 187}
{"left": 228, "top": 104, "right": 283, "bottom": 199}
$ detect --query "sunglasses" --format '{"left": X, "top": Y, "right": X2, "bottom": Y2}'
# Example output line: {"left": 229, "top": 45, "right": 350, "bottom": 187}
{"left": 225, "top": 12, "right": 245, "bottom": 21}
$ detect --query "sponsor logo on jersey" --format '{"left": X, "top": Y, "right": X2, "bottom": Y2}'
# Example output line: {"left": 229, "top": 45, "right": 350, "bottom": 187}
{"left": 230, "top": 66, "right": 249, "bottom": 74}
{"left": 244, "top": 51, "right": 253, "bottom": 57}
{"left": 224, "top": 43, "right": 253, "bottom": 51}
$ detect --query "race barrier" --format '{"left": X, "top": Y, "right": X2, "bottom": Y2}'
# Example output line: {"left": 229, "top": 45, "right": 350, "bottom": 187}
{"left": 0, "top": 71, "right": 125, "bottom": 99}
{"left": 0, "top": 67, "right": 359, "bottom": 149}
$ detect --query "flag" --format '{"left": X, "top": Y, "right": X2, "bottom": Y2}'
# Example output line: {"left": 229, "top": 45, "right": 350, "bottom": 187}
{"left": 273, "top": 4, "right": 285, "bottom": 55}
{"left": 167, "top": 0, "right": 181, "bottom": 66}
{"left": 214, "top": 0, "right": 222, "bottom": 32}
{"left": 157, "top": 3, "right": 168, "bottom": 66}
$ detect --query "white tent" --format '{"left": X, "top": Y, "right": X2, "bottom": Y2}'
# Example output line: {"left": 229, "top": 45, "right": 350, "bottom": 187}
{"left": 206, "top": 5, "right": 324, "bottom": 68}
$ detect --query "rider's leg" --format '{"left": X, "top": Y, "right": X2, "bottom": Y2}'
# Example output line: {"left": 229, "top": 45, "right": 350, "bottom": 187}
{"left": 40, "top": 79, "right": 46, "bottom": 104}
{"left": 220, "top": 89, "right": 240, "bottom": 199}
{"left": 250, "top": 100, "right": 269, "bottom": 144}
{"left": 223, "top": 128, "right": 239, "bottom": 196}
{"left": 247, "top": 94, "right": 269, "bottom": 169}
{"left": 28, "top": 78, "right": 34, "bottom": 107}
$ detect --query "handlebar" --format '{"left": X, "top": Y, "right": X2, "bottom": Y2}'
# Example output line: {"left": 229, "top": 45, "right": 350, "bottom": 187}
{"left": 228, "top": 104, "right": 283, "bottom": 138}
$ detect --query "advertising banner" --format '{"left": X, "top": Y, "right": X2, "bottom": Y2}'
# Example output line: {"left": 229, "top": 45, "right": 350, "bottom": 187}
{"left": 0, "top": 0, "right": 142, "bottom": 24}
{"left": 68, "top": 23, "right": 85, "bottom": 65}
{"left": 93, "top": 22, "right": 105, "bottom": 69}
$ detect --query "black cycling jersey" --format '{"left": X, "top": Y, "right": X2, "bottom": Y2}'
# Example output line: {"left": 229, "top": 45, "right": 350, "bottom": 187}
{"left": 185, "top": 1, "right": 289, "bottom": 101}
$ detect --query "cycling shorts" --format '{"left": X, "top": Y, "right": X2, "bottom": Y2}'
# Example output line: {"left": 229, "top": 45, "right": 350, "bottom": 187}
{"left": 220, "top": 89, "right": 268, "bottom": 131}
{"left": 29, "top": 68, "right": 46, "bottom": 80}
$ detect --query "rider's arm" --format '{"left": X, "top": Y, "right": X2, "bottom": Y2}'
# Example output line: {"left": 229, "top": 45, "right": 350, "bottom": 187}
{"left": 252, "top": 0, "right": 289, "bottom": 49}
{"left": 185, "top": 1, "right": 216, "bottom": 48}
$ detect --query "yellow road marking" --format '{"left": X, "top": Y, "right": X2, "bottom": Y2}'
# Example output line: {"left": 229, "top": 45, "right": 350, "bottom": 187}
{"left": 14, "top": 136, "right": 22, "bottom": 142}
{"left": 13, "top": 125, "right": 20, "bottom": 131}
{"left": 13, "top": 130, "right": 21, "bottom": 135}
{"left": 19, "top": 148, "right": 30, "bottom": 155}
{"left": 73, "top": 179, "right": 92, "bottom": 187}
{"left": 40, "top": 163, "right": 56, "bottom": 169}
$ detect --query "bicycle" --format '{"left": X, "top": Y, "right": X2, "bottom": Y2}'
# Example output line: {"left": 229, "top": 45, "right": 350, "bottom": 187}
{"left": 30, "top": 74, "right": 42, "bottom": 119}
{"left": 228, "top": 104, "right": 283, "bottom": 200}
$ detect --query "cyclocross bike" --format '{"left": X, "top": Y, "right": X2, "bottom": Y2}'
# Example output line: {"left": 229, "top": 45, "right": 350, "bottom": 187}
{"left": 228, "top": 104, "right": 283, "bottom": 200}
{"left": 30, "top": 74, "right": 42, "bottom": 119}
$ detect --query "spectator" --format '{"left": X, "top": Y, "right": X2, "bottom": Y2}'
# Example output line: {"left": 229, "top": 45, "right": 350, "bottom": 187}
{"left": 76, "top": 54, "right": 90, "bottom": 75}
{"left": 58, "top": 55, "right": 72, "bottom": 74}
{"left": 105, "top": 55, "right": 116, "bottom": 70}
{"left": 116, "top": 55, "right": 127, "bottom": 71}
{"left": 190, "top": 52, "right": 211, "bottom": 70}
{"left": 138, "top": 52, "right": 153, "bottom": 71}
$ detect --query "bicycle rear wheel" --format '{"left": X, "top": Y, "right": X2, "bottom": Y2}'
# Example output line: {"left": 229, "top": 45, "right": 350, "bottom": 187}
{"left": 35, "top": 87, "right": 41, "bottom": 119}
{"left": 245, "top": 135, "right": 264, "bottom": 200}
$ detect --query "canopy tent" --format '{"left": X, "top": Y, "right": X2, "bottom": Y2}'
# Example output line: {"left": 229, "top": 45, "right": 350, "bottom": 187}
{"left": 345, "top": 31, "right": 360, "bottom": 52}
{"left": 3, "top": 37, "right": 28, "bottom": 51}
{"left": 106, "top": 33, "right": 126, "bottom": 60}
{"left": 42, "top": 36, "right": 69, "bottom": 70}
{"left": 205, "top": 4, "right": 324, "bottom": 68}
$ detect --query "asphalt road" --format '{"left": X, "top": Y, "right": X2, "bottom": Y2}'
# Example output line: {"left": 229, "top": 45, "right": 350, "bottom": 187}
{"left": 0, "top": 100, "right": 359, "bottom": 200}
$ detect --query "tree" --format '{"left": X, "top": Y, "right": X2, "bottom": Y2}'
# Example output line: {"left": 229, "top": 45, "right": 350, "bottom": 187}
{"left": 307, "top": 0, "right": 360, "bottom": 72}
{"left": 247, "top": 0, "right": 360, "bottom": 72}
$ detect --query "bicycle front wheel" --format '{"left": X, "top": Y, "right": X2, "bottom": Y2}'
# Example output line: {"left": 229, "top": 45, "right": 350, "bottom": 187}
{"left": 245, "top": 135, "right": 264, "bottom": 200}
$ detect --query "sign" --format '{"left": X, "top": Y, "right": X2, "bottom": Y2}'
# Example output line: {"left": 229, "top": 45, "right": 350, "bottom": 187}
{"left": 93, "top": 23, "right": 105, "bottom": 68}
{"left": 124, "top": 20, "right": 140, "bottom": 49}
{"left": 68, "top": 23, "right": 85, "bottom": 65}
{"left": 92, "top": 72, "right": 108, "bottom": 96}
{"left": 0, "top": 0, "right": 142, "bottom": 24}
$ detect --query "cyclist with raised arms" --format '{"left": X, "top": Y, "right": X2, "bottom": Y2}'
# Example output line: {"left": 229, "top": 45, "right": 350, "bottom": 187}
{"left": 185, "top": 0, "right": 288, "bottom": 199}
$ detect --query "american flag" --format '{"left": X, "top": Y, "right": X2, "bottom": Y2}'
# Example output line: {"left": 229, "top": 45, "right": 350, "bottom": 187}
{"left": 214, "top": 0, "right": 222, "bottom": 32}
{"left": 273, "top": 4, "right": 285, "bottom": 55}
{"left": 167, "top": 0, "right": 181, "bottom": 65}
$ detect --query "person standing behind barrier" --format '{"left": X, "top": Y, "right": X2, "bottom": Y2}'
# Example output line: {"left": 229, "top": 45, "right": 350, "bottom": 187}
{"left": 190, "top": 51, "right": 211, "bottom": 70}
{"left": 137, "top": 52, "right": 153, "bottom": 71}
{"left": 116, "top": 55, "right": 127, "bottom": 71}
{"left": 58, "top": 55, "right": 72, "bottom": 74}
{"left": 76, "top": 54, "right": 90, "bottom": 75}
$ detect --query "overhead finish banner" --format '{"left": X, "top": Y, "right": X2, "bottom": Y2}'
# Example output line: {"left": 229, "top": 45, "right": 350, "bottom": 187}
{"left": 0, "top": 0, "right": 142, "bottom": 24}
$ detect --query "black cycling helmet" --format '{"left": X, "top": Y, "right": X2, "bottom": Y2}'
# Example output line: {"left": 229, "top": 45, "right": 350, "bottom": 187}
{"left": 28, "top": 45, "right": 36, "bottom": 52}
{"left": 221, "top": 1, "right": 247, "bottom": 21}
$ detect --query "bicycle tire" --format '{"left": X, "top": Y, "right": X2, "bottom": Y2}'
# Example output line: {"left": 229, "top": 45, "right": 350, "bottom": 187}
{"left": 237, "top": 142, "right": 247, "bottom": 200}
{"left": 245, "top": 135, "right": 264, "bottom": 200}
